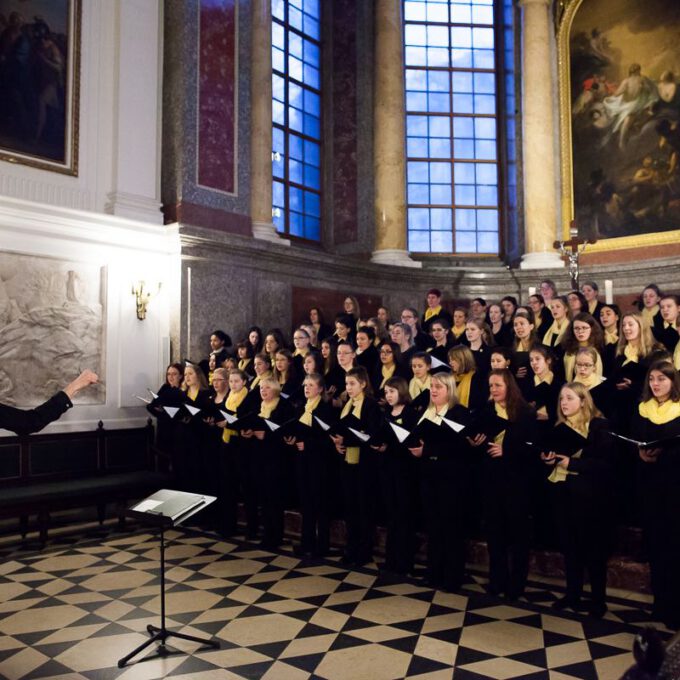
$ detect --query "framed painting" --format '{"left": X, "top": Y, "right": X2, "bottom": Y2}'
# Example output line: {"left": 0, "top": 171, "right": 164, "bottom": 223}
{"left": 0, "top": 0, "right": 81, "bottom": 175}
{"left": 558, "top": 0, "right": 680, "bottom": 251}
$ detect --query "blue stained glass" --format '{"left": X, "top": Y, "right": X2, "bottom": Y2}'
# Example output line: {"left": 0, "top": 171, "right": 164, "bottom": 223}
{"left": 472, "top": 4, "right": 494, "bottom": 24}
{"left": 427, "top": 3, "right": 449, "bottom": 22}
{"left": 273, "top": 74, "right": 285, "bottom": 101}
{"left": 474, "top": 117, "right": 496, "bottom": 139}
{"left": 452, "top": 72, "right": 473, "bottom": 93}
{"left": 303, "top": 15, "right": 320, "bottom": 40}
{"left": 456, "top": 231, "right": 477, "bottom": 252}
{"left": 408, "top": 115, "right": 428, "bottom": 136}
{"left": 428, "top": 24, "right": 449, "bottom": 46}
{"left": 303, "top": 64, "right": 320, "bottom": 88}
{"left": 290, "top": 187, "right": 303, "bottom": 211}
{"left": 474, "top": 94, "right": 496, "bottom": 114}
{"left": 406, "top": 69, "right": 428, "bottom": 91}
{"left": 305, "top": 191, "right": 320, "bottom": 217}
{"left": 451, "top": 4, "right": 471, "bottom": 23}
{"left": 428, "top": 70, "right": 450, "bottom": 92}
{"left": 477, "top": 209, "right": 498, "bottom": 230}
{"left": 452, "top": 93, "right": 473, "bottom": 113}
{"left": 456, "top": 208, "right": 476, "bottom": 229}
{"left": 290, "top": 0, "right": 302, "bottom": 9}
{"left": 409, "top": 230, "right": 431, "bottom": 252}
{"left": 455, "top": 138, "right": 475, "bottom": 158}
{"left": 430, "top": 162, "right": 451, "bottom": 182}
{"left": 473, "top": 49, "right": 495, "bottom": 68}
{"left": 429, "top": 137, "right": 451, "bottom": 157}
{"left": 429, "top": 116, "right": 450, "bottom": 137}
{"left": 289, "top": 6, "right": 303, "bottom": 30}
{"left": 409, "top": 208, "right": 430, "bottom": 229}
{"left": 289, "top": 33, "right": 303, "bottom": 58}
{"left": 304, "top": 0, "right": 319, "bottom": 18}
{"left": 304, "top": 39, "right": 320, "bottom": 67}
{"left": 453, "top": 117, "right": 474, "bottom": 137}
{"left": 408, "top": 161, "right": 429, "bottom": 178}
{"left": 289, "top": 134, "right": 303, "bottom": 159}
{"left": 430, "top": 184, "right": 452, "bottom": 203}
{"left": 304, "top": 89, "right": 320, "bottom": 115}
{"left": 475, "top": 139, "right": 497, "bottom": 159}
{"left": 273, "top": 100, "right": 285, "bottom": 124}
{"left": 406, "top": 46, "right": 427, "bottom": 65}
{"left": 431, "top": 230, "right": 453, "bottom": 252}
{"left": 304, "top": 139, "right": 320, "bottom": 165}
{"left": 290, "top": 211, "right": 303, "bottom": 236}
{"left": 451, "top": 26, "right": 471, "bottom": 48}
{"left": 304, "top": 164, "right": 320, "bottom": 188}
{"left": 273, "top": 22, "right": 285, "bottom": 48}
{"left": 303, "top": 112, "right": 320, "bottom": 137}
{"left": 476, "top": 185, "right": 497, "bottom": 205}
{"left": 408, "top": 183, "right": 430, "bottom": 203}
{"left": 289, "top": 55, "right": 303, "bottom": 80}
{"left": 273, "top": 180, "right": 285, "bottom": 207}
{"left": 451, "top": 48, "right": 472, "bottom": 68}
{"left": 431, "top": 208, "right": 453, "bottom": 231}
{"left": 455, "top": 184, "right": 476, "bottom": 204}
{"left": 272, "top": 46, "right": 285, "bottom": 72}
{"left": 428, "top": 93, "right": 450, "bottom": 112}
{"left": 273, "top": 127, "right": 284, "bottom": 151}
{"left": 289, "top": 82, "right": 303, "bottom": 106}
{"left": 274, "top": 213, "right": 285, "bottom": 233}
{"left": 477, "top": 231, "right": 498, "bottom": 253}
{"left": 404, "top": 2, "right": 426, "bottom": 21}
{"left": 472, "top": 27, "right": 494, "bottom": 48}
{"left": 305, "top": 216, "right": 320, "bottom": 241}
{"left": 474, "top": 72, "right": 495, "bottom": 94}
{"left": 454, "top": 163, "right": 475, "bottom": 183}
{"left": 407, "top": 91, "right": 428, "bottom": 110}
{"left": 427, "top": 46, "right": 449, "bottom": 67}
{"left": 272, "top": 0, "right": 285, "bottom": 20}
{"left": 289, "top": 158, "right": 303, "bottom": 183}
{"left": 407, "top": 137, "right": 429, "bottom": 157}
{"left": 405, "top": 24, "right": 427, "bottom": 46}
{"left": 288, "top": 106, "right": 302, "bottom": 131}
{"left": 475, "top": 163, "right": 497, "bottom": 184}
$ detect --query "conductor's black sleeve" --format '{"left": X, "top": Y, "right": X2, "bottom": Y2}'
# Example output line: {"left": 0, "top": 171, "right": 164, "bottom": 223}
{"left": 0, "top": 392, "right": 73, "bottom": 436}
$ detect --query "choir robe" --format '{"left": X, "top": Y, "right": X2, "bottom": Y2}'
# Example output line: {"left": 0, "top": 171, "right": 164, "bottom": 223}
{"left": 630, "top": 404, "right": 680, "bottom": 629}
{"left": 146, "top": 384, "right": 184, "bottom": 458}
{"left": 0, "top": 391, "right": 73, "bottom": 436}
{"left": 174, "top": 389, "right": 214, "bottom": 493}
{"left": 371, "top": 363, "right": 411, "bottom": 401}
{"left": 492, "top": 322, "right": 514, "bottom": 348}
{"left": 470, "top": 345, "right": 492, "bottom": 375}
{"left": 652, "top": 321, "right": 680, "bottom": 354}
{"left": 355, "top": 345, "right": 379, "bottom": 372}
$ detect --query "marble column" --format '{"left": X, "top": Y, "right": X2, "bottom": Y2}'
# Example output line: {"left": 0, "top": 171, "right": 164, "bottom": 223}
{"left": 250, "top": 0, "right": 289, "bottom": 245}
{"left": 518, "top": 0, "right": 563, "bottom": 269}
{"left": 371, "top": 0, "right": 421, "bottom": 268}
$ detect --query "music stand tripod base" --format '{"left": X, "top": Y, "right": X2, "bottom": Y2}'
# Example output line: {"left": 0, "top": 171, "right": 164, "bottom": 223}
{"left": 118, "top": 490, "right": 220, "bottom": 668}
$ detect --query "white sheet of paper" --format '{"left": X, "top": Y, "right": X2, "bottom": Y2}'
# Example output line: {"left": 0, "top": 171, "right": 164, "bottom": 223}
{"left": 163, "top": 406, "right": 180, "bottom": 418}
{"left": 389, "top": 421, "right": 410, "bottom": 444}
{"left": 430, "top": 355, "right": 447, "bottom": 369}
{"left": 280, "top": 392, "right": 290, "bottom": 399}
{"left": 185, "top": 404, "right": 201, "bottom": 416}
{"left": 441, "top": 417, "right": 465, "bottom": 433}
{"left": 147, "top": 389, "right": 159, "bottom": 399}
{"left": 222, "top": 411, "right": 236, "bottom": 423}
{"left": 133, "top": 499, "right": 163, "bottom": 512}
{"left": 135, "top": 395, "right": 152, "bottom": 404}
{"left": 265, "top": 419, "right": 280, "bottom": 431}
{"left": 314, "top": 416, "right": 330, "bottom": 431}
{"left": 348, "top": 427, "right": 370, "bottom": 442}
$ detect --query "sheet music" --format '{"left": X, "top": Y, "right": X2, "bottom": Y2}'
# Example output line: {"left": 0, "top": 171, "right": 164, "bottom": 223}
{"left": 348, "top": 427, "right": 370, "bottom": 442}
{"left": 441, "top": 417, "right": 465, "bottom": 433}
{"left": 185, "top": 404, "right": 201, "bottom": 416}
{"left": 389, "top": 421, "right": 410, "bottom": 443}
{"left": 314, "top": 416, "right": 330, "bottom": 431}
{"left": 163, "top": 406, "right": 180, "bottom": 418}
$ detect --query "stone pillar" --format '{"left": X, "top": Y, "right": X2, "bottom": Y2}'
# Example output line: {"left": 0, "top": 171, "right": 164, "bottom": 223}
{"left": 518, "top": 0, "right": 563, "bottom": 269}
{"left": 371, "top": 0, "right": 421, "bottom": 268}
{"left": 250, "top": 0, "right": 289, "bottom": 245}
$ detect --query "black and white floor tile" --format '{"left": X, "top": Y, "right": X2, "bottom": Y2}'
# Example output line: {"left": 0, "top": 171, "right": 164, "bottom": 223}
{"left": 0, "top": 526, "right": 670, "bottom": 679}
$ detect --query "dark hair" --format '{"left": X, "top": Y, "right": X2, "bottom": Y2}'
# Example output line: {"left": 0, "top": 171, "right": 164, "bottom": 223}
{"left": 347, "top": 366, "right": 374, "bottom": 396}
{"left": 309, "top": 306, "right": 325, "bottom": 323}
{"left": 273, "top": 348, "right": 296, "bottom": 384}
{"left": 247, "top": 326, "right": 264, "bottom": 352}
{"left": 600, "top": 302, "right": 621, "bottom": 318}
{"left": 490, "top": 346, "right": 513, "bottom": 363}
{"left": 472, "top": 297, "right": 487, "bottom": 307}
{"left": 302, "top": 351, "right": 324, "bottom": 375}
{"left": 236, "top": 340, "right": 254, "bottom": 358}
{"left": 265, "top": 328, "right": 286, "bottom": 353}
{"left": 427, "top": 288, "right": 442, "bottom": 297}
{"left": 528, "top": 344, "right": 554, "bottom": 368}
{"left": 254, "top": 351, "right": 272, "bottom": 368}
{"left": 561, "top": 312, "right": 604, "bottom": 353}
{"left": 384, "top": 376, "right": 411, "bottom": 404}
{"left": 501, "top": 296, "right": 518, "bottom": 309}
{"left": 529, "top": 293, "right": 545, "bottom": 305}
{"left": 212, "top": 330, "right": 232, "bottom": 346}
{"left": 488, "top": 369, "right": 529, "bottom": 421}
{"left": 567, "top": 290, "right": 588, "bottom": 314}
{"left": 540, "top": 279, "right": 558, "bottom": 297}
{"left": 512, "top": 308, "right": 538, "bottom": 350}
{"left": 335, "top": 313, "right": 354, "bottom": 329}
{"left": 303, "top": 371, "right": 326, "bottom": 391}
{"left": 379, "top": 340, "right": 403, "bottom": 366}
{"left": 430, "top": 317, "right": 451, "bottom": 332}
{"left": 411, "top": 351, "right": 432, "bottom": 367}
{"left": 660, "top": 294, "right": 680, "bottom": 306}
{"left": 641, "top": 360, "right": 680, "bottom": 403}
{"left": 165, "top": 362, "right": 185, "bottom": 383}
{"left": 582, "top": 280, "right": 599, "bottom": 292}
{"left": 357, "top": 325, "right": 376, "bottom": 341}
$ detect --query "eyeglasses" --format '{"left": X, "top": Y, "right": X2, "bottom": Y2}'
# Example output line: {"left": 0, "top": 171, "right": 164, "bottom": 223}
{"left": 575, "top": 363, "right": 594, "bottom": 368}
{"left": 380, "top": 349, "right": 393, "bottom": 354}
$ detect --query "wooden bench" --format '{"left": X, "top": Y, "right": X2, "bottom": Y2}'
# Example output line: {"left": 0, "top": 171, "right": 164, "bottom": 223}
{"left": 0, "top": 420, "right": 172, "bottom": 542}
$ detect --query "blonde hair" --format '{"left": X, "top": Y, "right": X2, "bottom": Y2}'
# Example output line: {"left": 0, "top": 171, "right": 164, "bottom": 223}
{"left": 448, "top": 345, "right": 476, "bottom": 374}
{"left": 616, "top": 313, "right": 658, "bottom": 358}
{"left": 556, "top": 382, "right": 602, "bottom": 429}
{"left": 429, "top": 373, "right": 459, "bottom": 410}
{"left": 259, "top": 376, "right": 282, "bottom": 394}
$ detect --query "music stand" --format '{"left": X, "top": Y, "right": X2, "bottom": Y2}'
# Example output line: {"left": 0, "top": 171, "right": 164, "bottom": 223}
{"left": 117, "top": 489, "right": 220, "bottom": 668}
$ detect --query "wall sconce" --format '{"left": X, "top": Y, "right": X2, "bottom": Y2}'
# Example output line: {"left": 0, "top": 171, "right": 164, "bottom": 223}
{"left": 132, "top": 281, "right": 161, "bottom": 320}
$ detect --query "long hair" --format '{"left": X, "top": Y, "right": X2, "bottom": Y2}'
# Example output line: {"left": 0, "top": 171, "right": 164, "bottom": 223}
{"left": 448, "top": 344, "right": 476, "bottom": 374}
{"left": 641, "top": 360, "right": 680, "bottom": 403}
{"left": 247, "top": 326, "right": 264, "bottom": 353}
{"left": 379, "top": 340, "right": 403, "bottom": 366}
{"left": 616, "top": 313, "right": 659, "bottom": 358}
{"left": 561, "top": 312, "right": 604, "bottom": 353}
{"left": 347, "top": 366, "right": 373, "bottom": 397}
{"left": 466, "top": 318, "right": 495, "bottom": 346}
{"left": 488, "top": 369, "right": 528, "bottom": 421}
{"left": 273, "top": 348, "right": 296, "bottom": 384}
{"left": 512, "top": 308, "right": 538, "bottom": 351}
{"left": 556, "top": 382, "right": 602, "bottom": 429}
{"left": 384, "top": 376, "right": 411, "bottom": 405}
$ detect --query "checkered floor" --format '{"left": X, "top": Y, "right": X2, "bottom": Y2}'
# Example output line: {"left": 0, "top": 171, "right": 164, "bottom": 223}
{"left": 0, "top": 526, "right": 670, "bottom": 680}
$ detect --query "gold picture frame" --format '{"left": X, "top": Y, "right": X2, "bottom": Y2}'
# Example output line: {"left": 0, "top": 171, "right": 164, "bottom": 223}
{"left": 557, "top": 0, "right": 680, "bottom": 252}
{"left": 0, "top": 0, "right": 81, "bottom": 176}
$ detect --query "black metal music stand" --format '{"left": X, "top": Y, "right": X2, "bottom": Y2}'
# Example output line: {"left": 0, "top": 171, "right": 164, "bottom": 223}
{"left": 117, "top": 489, "right": 220, "bottom": 668}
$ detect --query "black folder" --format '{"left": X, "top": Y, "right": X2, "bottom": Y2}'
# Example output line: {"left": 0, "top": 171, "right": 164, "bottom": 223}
{"left": 608, "top": 431, "right": 680, "bottom": 449}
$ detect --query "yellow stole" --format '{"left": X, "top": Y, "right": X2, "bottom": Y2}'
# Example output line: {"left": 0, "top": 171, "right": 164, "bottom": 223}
{"left": 222, "top": 387, "right": 248, "bottom": 443}
{"left": 639, "top": 398, "right": 680, "bottom": 424}
{"left": 186, "top": 387, "right": 199, "bottom": 401}
{"left": 250, "top": 371, "right": 271, "bottom": 391}
{"left": 543, "top": 320, "right": 567, "bottom": 347}
{"left": 238, "top": 358, "right": 252, "bottom": 372}
{"left": 259, "top": 397, "right": 280, "bottom": 419}
{"left": 380, "top": 364, "right": 396, "bottom": 389}
{"left": 534, "top": 371, "right": 553, "bottom": 417}
{"left": 456, "top": 371, "right": 474, "bottom": 408}
{"left": 409, "top": 375, "right": 431, "bottom": 400}
{"left": 424, "top": 305, "right": 442, "bottom": 321}
{"left": 340, "top": 395, "right": 364, "bottom": 464}
{"left": 515, "top": 338, "right": 532, "bottom": 352}
{"left": 674, "top": 341, "right": 680, "bottom": 370}
{"left": 574, "top": 373, "right": 603, "bottom": 390}
{"left": 641, "top": 305, "right": 659, "bottom": 327}
{"left": 494, "top": 402, "right": 508, "bottom": 445}
{"left": 299, "top": 395, "right": 321, "bottom": 426}
{"left": 418, "top": 404, "right": 449, "bottom": 426}
{"left": 293, "top": 348, "right": 309, "bottom": 357}
{"left": 208, "top": 371, "right": 214, "bottom": 386}
{"left": 535, "top": 311, "right": 543, "bottom": 328}
{"left": 622, "top": 343, "right": 639, "bottom": 366}
{"left": 452, "top": 325, "right": 466, "bottom": 339}
{"left": 588, "top": 299, "right": 598, "bottom": 315}
{"left": 549, "top": 417, "right": 588, "bottom": 483}
{"left": 604, "top": 329, "right": 618, "bottom": 345}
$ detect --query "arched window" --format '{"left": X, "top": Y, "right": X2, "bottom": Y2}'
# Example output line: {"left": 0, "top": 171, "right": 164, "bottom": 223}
{"left": 404, "top": 0, "right": 511, "bottom": 255}
{"left": 272, "top": 0, "right": 322, "bottom": 241}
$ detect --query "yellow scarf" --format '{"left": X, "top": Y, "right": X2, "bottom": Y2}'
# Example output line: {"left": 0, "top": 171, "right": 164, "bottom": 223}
{"left": 293, "top": 348, "right": 309, "bottom": 357}
{"left": 534, "top": 371, "right": 554, "bottom": 386}
{"left": 674, "top": 341, "right": 680, "bottom": 370}
{"left": 187, "top": 387, "right": 199, "bottom": 401}
{"left": 278, "top": 370, "right": 288, "bottom": 387}
{"left": 535, "top": 311, "right": 543, "bottom": 327}
{"left": 604, "top": 328, "right": 618, "bottom": 345}
{"left": 208, "top": 371, "right": 214, "bottom": 386}
{"left": 250, "top": 371, "right": 271, "bottom": 391}
{"left": 238, "top": 358, "right": 252, "bottom": 372}
{"left": 419, "top": 403, "right": 449, "bottom": 426}
{"left": 574, "top": 373, "right": 603, "bottom": 389}
{"left": 493, "top": 402, "right": 508, "bottom": 445}
{"left": 639, "top": 398, "right": 680, "bottom": 425}
{"left": 259, "top": 397, "right": 280, "bottom": 419}
{"left": 380, "top": 364, "right": 396, "bottom": 389}
{"left": 588, "top": 299, "right": 598, "bottom": 315}
{"left": 424, "top": 305, "right": 442, "bottom": 321}
{"left": 543, "top": 320, "right": 567, "bottom": 347}
{"left": 549, "top": 416, "right": 587, "bottom": 483}
{"left": 516, "top": 338, "right": 532, "bottom": 352}
{"left": 452, "top": 325, "right": 466, "bottom": 339}
{"left": 299, "top": 395, "right": 321, "bottom": 426}
{"left": 623, "top": 343, "right": 639, "bottom": 366}
{"left": 222, "top": 387, "right": 248, "bottom": 443}
{"left": 341, "top": 395, "right": 364, "bottom": 464}
{"left": 664, "top": 321, "right": 676, "bottom": 330}
{"left": 409, "top": 375, "right": 431, "bottom": 399}
{"left": 456, "top": 371, "right": 474, "bottom": 408}
{"left": 641, "top": 305, "right": 659, "bottom": 327}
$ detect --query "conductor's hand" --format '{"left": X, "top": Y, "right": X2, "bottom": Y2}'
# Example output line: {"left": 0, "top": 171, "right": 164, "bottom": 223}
{"left": 63, "top": 369, "right": 98, "bottom": 400}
